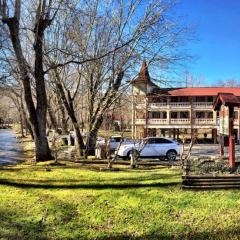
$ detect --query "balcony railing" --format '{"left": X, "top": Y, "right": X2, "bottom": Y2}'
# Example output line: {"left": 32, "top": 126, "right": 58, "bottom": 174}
{"left": 169, "top": 102, "right": 191, "bottom": 108}
{"left": 147, "top": 102, "right": 213, "bottom": 109}
{"left": 134, "top": 118, "right": 232, "bottom": 126}
{"left": 170, "top": 119, "right": 190, "bottom": 124}
{"left": 148, "top": 103, "right": 167, "bottom": 109}
{"left": 193, "top": 102, "right": 213, "bottom": 108}
{"left": 148, "top": 119, "right": 168, "bottom": 125}
{"left": 194, "top": 119, "right": 215, "bottom": 125}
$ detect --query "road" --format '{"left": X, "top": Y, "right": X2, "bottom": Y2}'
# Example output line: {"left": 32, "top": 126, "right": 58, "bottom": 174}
{"left": 188, "top": 144, "right": 240, "bottom": 160}
{"left": 0, "top": 129, "right": 24, "bottom": 165}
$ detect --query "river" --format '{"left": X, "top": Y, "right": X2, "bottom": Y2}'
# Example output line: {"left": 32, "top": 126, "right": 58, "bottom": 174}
{"left": 0, "top": 129, "right": 24, "bottom": 165}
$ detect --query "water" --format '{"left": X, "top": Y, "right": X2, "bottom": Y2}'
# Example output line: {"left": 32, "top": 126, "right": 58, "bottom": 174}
{"left": 0, "top": 129, "right": 24, "bottom": 165}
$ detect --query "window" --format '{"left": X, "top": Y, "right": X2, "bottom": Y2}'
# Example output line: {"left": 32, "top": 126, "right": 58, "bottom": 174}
{"left": 171, "top": 112, "right": 178, "bottom": 119}
{"left": 207, "top": 96, "right": 213, "bottom": 102}
{"left": 147, "top": 138, "right": 157, "bottom": 144}
{"left": 196, "top": 111, "right": 213, "bottom": 119}
{"left": 234, "top": 111, "right": 238, "bottom": 119}
{"left": 206, "top": 112, "right": 213, "bottom": 119}
{"left": 110, "top": 137, "right": 122, "bottom": 142}
{"left": 196, "top": 111, "right": 205, "bottom": 118}
{"left": 148, "top": 97, "right": 167, "bottom": 103}
{"left": 180, "top": 111, "right": 189, "bottom": 119}
{"left": 171, "top": 97, "right": 179, "bottom": 102}
{"left": 151, "top": 112, "right": 161, "bottom": 118}
{"left": 149, "top": 111, "right": 167, "bottom": 119}
{"left": 196, "top": 96, "right": 205, "bottom": 102}
{"left": 147, "top": 138, "right": 172, "bottom": 144}
{"left": 155, "top": 138, "right": 172, "bottom": 144}
{"left": 179, "top": 97, "right": 189, "bottom": 102}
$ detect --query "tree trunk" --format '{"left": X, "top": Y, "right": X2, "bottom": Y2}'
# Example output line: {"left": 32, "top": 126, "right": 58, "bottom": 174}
{"left": 85, "top": 115, "right": 103, "bottom": 157}
{"left": 54, "top": 78, "right": 85, "bottom": 156}
{"left": 34, "top": 131, "right": 52, "bottom": 161}
{"left": 59, "top": 98, "right": 68, "bottom": 134}
{"left": 47, "top": 103, "right": 60, "bottom": 133}
{"left": 72, "top": 121, "right": 85, "bottom": 156}
{"left": 2, "top": 16, "right": 52, "bottom": 161}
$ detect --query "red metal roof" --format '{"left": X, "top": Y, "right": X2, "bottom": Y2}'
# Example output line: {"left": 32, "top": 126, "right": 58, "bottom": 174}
{"left": 168, "top": 87, "right": 240, "bottom": 96}
{"left": 213, "top": 93, "right": 240, "bottom": 111}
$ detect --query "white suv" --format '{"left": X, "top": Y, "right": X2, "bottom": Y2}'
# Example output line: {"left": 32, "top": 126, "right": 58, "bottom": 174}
{"left": 117, "top": 137, "right": 180, "bottom": 161}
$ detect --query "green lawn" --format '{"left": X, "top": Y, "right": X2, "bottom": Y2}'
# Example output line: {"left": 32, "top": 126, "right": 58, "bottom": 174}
{"left": 1, "top": 162, "right": 240, "bottom": 240}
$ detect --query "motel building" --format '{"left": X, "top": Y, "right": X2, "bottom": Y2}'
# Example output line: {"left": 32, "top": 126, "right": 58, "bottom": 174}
{"left": 131, "top": 62, "right": 240, "bottom": 143}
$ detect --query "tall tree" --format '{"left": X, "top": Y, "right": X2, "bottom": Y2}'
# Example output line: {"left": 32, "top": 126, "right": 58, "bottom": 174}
{"left": 45, "top": 0, "right": 192, "bottom": 156}
{"left": 0, "top": 0, "right": 62, "bottom": 161}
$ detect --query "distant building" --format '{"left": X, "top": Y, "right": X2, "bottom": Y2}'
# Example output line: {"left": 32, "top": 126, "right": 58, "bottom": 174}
{"left": 131, "top": 62, "right": 240, "bottom": 142}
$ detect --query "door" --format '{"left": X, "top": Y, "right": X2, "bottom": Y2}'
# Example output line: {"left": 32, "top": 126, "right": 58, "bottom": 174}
{"left": 153, "top": 138, "right": 173, "bottom": 156}
{"left": 140, "top": 138, "right": 159, "bottom": 157}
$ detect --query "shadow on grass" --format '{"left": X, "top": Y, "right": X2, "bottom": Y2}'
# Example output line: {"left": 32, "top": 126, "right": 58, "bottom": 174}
{"left": 0, "top": 172, "right": 180, "bottom": 184}
{"left": 95, "top": 228, "right": 240, "bottom": 240}
{"left": 0, "top": 178, "right": 179, "bottom": 190}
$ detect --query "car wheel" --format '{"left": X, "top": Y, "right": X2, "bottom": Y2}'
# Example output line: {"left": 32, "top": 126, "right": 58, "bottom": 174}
{"left": 166, "top": 150, "right": 177, "bottom": 161}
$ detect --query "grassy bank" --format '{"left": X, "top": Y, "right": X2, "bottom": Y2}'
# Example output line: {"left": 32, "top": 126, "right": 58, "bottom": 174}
{"left": 1, "top": 162, "right": 240, "bottom": 240}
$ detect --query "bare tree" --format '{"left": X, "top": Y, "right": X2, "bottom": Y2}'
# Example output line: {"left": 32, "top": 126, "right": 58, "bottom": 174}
{"left": 0, "top": 0, "right": 62, "bottom": 161}
{"left": 44, "top": 0, "right": 192, "bottom": 158}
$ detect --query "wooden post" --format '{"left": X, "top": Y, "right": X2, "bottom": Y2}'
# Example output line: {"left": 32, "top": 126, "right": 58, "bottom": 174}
{"left": 238, "top": 109, "right": 240, "bottom": 144}
{"left": 229, "top": 106, "right": 235, "bottom": 168}
{"left": 219, "top": 134, "right": 224, "bottom": 156}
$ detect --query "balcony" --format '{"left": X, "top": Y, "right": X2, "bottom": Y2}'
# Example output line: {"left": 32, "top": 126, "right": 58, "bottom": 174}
{"left": 148, "top": 119, "right": 168, "bottom": 125}
{"left": 148, "top": 103, "right": 167, "bottom": 109}
{"left": 146, "top": 101, "right": 214, "bottom": 110}
{"left": 234, "top": 119, "right": 239, "bottom": 125}
{"left": 169, "top": 102, "right": 191, "bottom": 109}
{"left": 193, "top": 102, "right": 213, "bottom": 109}
{"left": 170, "top": 119, "right": 190, "bottom": 124}
{"left": 194, "top": 119, "right": 215, "bottom": 125}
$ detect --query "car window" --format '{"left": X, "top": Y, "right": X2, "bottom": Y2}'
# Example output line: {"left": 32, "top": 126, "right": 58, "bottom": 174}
{"left": 114, "top": 137, "right": 122, "bottom": 142}
{"left": 154, "top": 138, "right": 172, "bottom": 144}
{"left": 111, "top": 137, "right": 122, "bottom": 142}
{"left": 147, "top": 138, "right": 157, "bottom": 144}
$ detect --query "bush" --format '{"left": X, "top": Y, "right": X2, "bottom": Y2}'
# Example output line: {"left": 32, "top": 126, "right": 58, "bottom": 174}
{"left": 190, "top": 157, "right": 231, "bottom": 175}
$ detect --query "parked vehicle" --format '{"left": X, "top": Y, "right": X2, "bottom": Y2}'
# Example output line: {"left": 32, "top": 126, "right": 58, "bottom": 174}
{"left": 117, "top": 137, "right": 180, "bottom": 161}
{"left": 109, "top": 136, "right": 134, "bottom": 151}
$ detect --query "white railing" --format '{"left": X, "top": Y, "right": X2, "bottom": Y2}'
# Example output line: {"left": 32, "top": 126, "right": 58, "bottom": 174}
{"left": 146, "top": 102, "right": 213, "bottom": 110}
{"left": 194, "top": 119, "right": 215, "bottom": 125}
{"left": 148, "top": 119, "right": 168, "bottom": 125}
{"left": 148, "top": 103, "right": 167, "bottom": 109}
{"left": 193, "top": 102, "right": 213, "bottom": 108}
{"left": 169, "top": 102, "right": 191, "bottom": 108}
{"left": 135, "top": 119, "right": 146, "bottom": 124}
{"left": 170, "top": 119, "right": 190, "bottom": 124}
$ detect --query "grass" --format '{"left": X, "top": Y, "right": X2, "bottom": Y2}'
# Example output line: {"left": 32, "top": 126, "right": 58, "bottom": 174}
{"left": 1, "top": 162, "right": 240, "bottom": 240}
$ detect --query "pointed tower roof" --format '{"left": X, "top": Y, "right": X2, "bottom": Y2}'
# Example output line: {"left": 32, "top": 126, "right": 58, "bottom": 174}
{"left": 137, "top": 61, "right": 151, "bottom": 82}
{"left": 131, "top": 61, "right": 159, "bottom": 89}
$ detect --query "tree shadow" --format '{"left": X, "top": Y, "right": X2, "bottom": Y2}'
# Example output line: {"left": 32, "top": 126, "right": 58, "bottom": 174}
{"left": 95, "top": 228, "right": 240, "bottom": 240}
{"left": 0, "top": 178, "right": 179, "bottom": 190}
{"left": 0, "top": 172, "right": 180, "bottom": 184}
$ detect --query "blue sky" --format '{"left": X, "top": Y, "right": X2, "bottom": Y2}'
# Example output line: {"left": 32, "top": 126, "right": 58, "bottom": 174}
{"left": 176, "top": 0, "right": 240, "bottom": 85}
